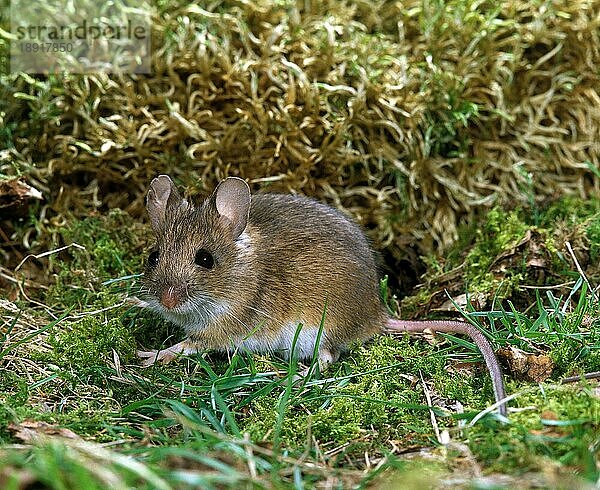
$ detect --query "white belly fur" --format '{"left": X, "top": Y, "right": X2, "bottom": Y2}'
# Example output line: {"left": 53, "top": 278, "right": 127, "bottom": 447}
{"left": 236, "top": 323, "right": 324, "bottom": 360}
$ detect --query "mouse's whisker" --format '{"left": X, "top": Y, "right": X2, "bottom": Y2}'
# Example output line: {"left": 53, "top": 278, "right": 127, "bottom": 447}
{"left": 241, "top": 304, "right": 273, "bottom": 319}
{"left": 224, "top": 310, "right": 255, "bottom": 332}
{"left": 188, "top": 299, "right": 213, "bottom": 324}
{"left": 240, "top": 304, "right": 286, "bottom": 328}
{"left": 192, "top": 295, "right": 256, "bottom": 333}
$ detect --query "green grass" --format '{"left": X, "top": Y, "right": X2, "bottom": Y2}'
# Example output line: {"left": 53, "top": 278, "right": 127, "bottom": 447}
{"left": 1, "top": 199, "right": 599, "bottom": 488}
{"left": 1, "top": 0, "right": 599, "bottom": 485}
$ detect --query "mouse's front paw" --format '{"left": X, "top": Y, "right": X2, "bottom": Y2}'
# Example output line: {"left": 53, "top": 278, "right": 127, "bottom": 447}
{"left": 126, "top": 296, "right": 150, "bottom": 308}
{"left": 137, "top": 340, "right": 199, "bottom": 367}
{"left": 137, "top": 347, "right": 178, "bottom": 367}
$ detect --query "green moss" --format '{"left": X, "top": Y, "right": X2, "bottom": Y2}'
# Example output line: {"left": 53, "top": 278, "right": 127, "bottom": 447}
{"left": 469, "top": 386, "right": 599, "bottom": 481}
{"left": 550, "top": 335, "right": 600, "bottom": 376}
{"left": 47, "top": 316, "right": 136, "bottom": 371}
{"left": 540, "top": 196, "right": 600, "bottom": 226}
{"left": 46, "top": 209, "right": 148, "bottom": 308}
{"left": 403, "top": 197, "right": 600, "bottom": 311}
{"left": 464, "top": 208, "right": 529, "bottom": 290}
{"left": 586, "top": 213, "right": 600, "bottom": 262}
{"left": 541, "top": 196, "right": 600, "bottom": 264}
{"left": 0, "top": 314, "right": 141, "bottom": 441}
{"left": 0, "top": 392, "right": 118, "bottom": 443}
{"left": 398, "top": 288, "right": 436, "bottom": 317}
{"left": 0, "top": 371, "right": 28, "bottom": 405}
{"left": 399, "top": 207, "right": 532, "bottom": 310}
{"left": 242, "top": 335, "right": 501, "bottom": 456}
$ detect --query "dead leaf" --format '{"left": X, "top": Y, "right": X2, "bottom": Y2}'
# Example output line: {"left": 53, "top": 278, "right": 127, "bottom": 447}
{"left": 448, "top": 361, "right": 478, "bottom": 376}
{"left": 0, "top": 178, "right": 43, "bottom": 218}
{"left": 489, "top": 229, "right": 551, "bottom": 284}
{"left": 435, "top": 292, "right": 487, "bottom": 312}
{"left": 8, "top": 420, "right": 82, "bottom": 443}
{"left": 529, "top": 412, "right": 566, "bottom": 438}
{"left": 497, "top": 346, "right": 554, "bottom": 382}
{"left": 417, "top": 328, "right": 438, "bottom": 345}
{"left": 541, "top": 410, "right": 559, "bottom": 421}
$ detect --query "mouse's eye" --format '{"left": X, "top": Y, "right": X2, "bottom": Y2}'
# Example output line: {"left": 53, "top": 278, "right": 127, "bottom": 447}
{"left": 195, "top": 248, "right": 214, "bottom": 269}
{"left": 147, "top": 250, "right": 159, "bottom": 268}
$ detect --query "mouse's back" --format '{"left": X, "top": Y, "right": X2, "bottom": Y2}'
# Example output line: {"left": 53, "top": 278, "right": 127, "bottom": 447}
{"left": 246, "top": 192, "right": 386, "bottom": 350}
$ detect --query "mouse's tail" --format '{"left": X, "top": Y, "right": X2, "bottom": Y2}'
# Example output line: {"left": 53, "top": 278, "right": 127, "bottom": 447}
{"left": 385, "top": 319, "right": 508, "bottom": 417}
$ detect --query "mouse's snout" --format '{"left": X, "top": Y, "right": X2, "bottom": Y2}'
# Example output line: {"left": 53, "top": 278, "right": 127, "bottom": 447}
{"left": 160, "top": 284, "right": 187, "bottom": 310}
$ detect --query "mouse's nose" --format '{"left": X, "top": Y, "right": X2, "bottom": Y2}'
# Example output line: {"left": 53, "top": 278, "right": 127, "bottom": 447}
{"left": 160, "top": 286, "right": 183, "bottom": 309}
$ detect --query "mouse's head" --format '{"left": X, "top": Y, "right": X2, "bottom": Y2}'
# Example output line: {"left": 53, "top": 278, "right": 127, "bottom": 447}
{"left": 141, "top": 175, "right": 252, "bottom": 327}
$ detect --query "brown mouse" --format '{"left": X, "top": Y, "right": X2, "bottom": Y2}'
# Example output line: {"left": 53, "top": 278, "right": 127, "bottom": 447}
{"left": 137, "top": 175, "right": 508, "bottom": 416}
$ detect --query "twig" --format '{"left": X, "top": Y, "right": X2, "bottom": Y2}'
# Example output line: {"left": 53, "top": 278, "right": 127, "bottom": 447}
{"left": 68, "top": 301, "right": 129, "bottom": 319}
{"left": 561, "top": 371, "right": 600, "bottom": 384}
{"left": 419, "top": 370, "right": 441, "bottom": 444}
{"left": 14, "top": 243, "right": 85, "bottom": 271}
{"left": 243, "top": 433, "right": 257, "bottom": 479}
{"left": 565, "top": 241, "right": 597, "bottom": 301}
{"left": 520, "top": 281, "right": 576, "bottom": 290}
{"left": 468, "top": 393, "right": 519, "bottom": 427}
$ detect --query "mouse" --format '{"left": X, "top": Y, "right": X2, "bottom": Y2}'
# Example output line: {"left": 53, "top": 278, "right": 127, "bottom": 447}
{"left": 136, "top": 175, "right": 508, "bottom": 417}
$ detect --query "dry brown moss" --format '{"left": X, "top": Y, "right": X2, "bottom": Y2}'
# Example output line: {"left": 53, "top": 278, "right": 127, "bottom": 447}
{"left": 1, "top": 0, "right": 600, "bottom": 285}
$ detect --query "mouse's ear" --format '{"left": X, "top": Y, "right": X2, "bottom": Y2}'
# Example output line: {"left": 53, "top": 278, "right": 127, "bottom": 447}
{"left": 147, "top": 175, "right": 188, "bottom": 231}
{"left": 212, "top": 177, "right": 251, "bottom": 239}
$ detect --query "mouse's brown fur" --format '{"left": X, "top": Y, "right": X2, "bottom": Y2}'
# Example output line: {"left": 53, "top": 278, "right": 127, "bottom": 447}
{"left": 138, "top": 175, "right": 508, "bottom": 416}
{"left": 140, "top": 176, "right": 385, "bottom": 366}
